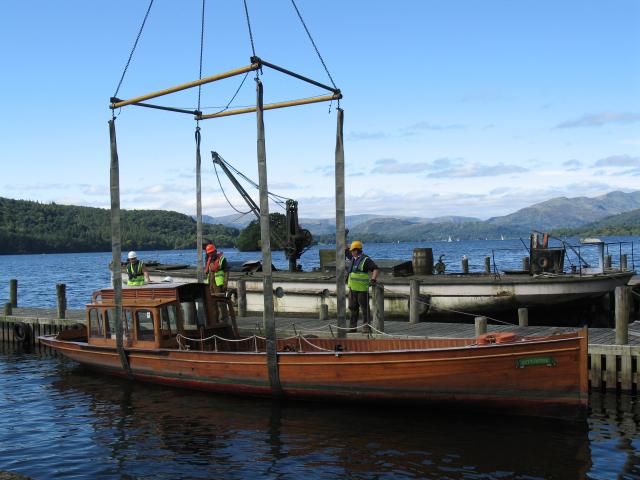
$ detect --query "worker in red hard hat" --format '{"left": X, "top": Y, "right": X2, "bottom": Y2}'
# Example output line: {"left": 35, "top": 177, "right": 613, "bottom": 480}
{"left": 347, "top": 240, "right": 379, "bottom": 334}
{"left": 204, "top": 242, "right": 230, "bottom": 321}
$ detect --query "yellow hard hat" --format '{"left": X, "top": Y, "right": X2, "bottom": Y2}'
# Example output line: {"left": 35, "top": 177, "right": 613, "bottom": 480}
{"left": 350, "top": 240, "right": 363, "bottom": 251}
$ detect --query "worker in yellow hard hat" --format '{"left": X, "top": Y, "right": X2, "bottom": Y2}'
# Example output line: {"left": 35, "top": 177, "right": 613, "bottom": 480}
{"left": 347, "top": 240, "right": 379, "bottom": 333}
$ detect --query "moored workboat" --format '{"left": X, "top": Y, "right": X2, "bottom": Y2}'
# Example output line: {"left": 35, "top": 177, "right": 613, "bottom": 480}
{"left": 40, "top": 282, "right": 588, "bottom": 418}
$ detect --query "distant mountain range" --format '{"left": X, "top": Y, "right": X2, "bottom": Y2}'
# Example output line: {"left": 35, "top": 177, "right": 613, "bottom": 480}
{"left": 202, "top": 190, "right": 640, "bottom": 242}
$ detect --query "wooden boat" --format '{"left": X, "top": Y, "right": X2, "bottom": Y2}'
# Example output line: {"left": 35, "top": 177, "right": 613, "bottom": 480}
{"left": 40, "top": 282, "right": 588, "bottom": 418}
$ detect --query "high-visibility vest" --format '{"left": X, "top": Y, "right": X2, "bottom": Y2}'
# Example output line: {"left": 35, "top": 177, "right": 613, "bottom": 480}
{"left": 206, "top": 254, "right": 226, "bottom": 286}
{"left": 213, "top": 255, "right": 226, "bottom": 286}
{"left": 348, "top": 255, "right": 370, "bottom": 292}
{"left": 126, "top": 260, "right": 145, "bottom": 286}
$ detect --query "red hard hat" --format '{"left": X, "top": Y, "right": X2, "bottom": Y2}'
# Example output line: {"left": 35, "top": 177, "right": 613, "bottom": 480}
{"left": 206, "top": 244, "right": 216, "bottom": 254}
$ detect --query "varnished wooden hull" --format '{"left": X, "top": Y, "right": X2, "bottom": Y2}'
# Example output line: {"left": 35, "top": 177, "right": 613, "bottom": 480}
{"left": 40, "top": 333, "right": 588, "bottom": 418}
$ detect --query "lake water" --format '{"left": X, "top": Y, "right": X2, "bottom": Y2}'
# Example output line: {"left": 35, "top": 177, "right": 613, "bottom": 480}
{"left": 0, "top": 237, "right": 638, "bottom": 310}
{"left": 1, "top": 238, "right": 640, "bottom": 479}
{"left": 0, "top": 344, "right": 639, "bottom": 479}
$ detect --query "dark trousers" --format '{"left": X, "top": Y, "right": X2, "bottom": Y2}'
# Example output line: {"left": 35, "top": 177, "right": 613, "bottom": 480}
{"left": 348, "top": 289, "right": 370, "bottom": 329}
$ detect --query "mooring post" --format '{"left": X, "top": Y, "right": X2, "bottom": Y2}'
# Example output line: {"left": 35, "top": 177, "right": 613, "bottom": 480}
{"left": 256, "top": 79, "right": 281, "bottom": 395}
{"left": 461, "top": 256, "right": 469, "bottom": 274}
{"left": 334, "top": 108, "right": 347, "bottom": 339}
{"left": 621, "top": 254, "right": 628, "bottom": 271}
{"left": 410, "top": 279, "right": 420, "bottom": 324}
{"left": 518, "top": 307, "right": 528, "bottom": 327}
{"left": 319, "top": 303, "right": 329, "bottom": 322}
{"left": 9, "top": 279, "right": 17, "bottom": 308}
{"left": 3, "top": 303, "right": 11, "bottom": 316}
{"left": 56, "top": 283, "right": 66, "bottom": 319}
{"left": 522, "top": 257, "right": 530, "bottom": 272}
{"left": 615, "top": 286, "right": 630, "bottom": 345}
{"left": 371, "top": 283, "right": 384, "bottom": 332}
{"left": 475, "top": 316, "right": 487, "bottom": 336}
{"left": 484, "top": 256, "right": 491, "bottom": 274}
{"left": 237, "top": 279, "right": 247, "bottom": 317}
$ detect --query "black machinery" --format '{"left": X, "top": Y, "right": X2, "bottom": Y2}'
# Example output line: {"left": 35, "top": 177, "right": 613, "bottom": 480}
{"left": 212, "top": 151, "right": 312, "bottom": 272}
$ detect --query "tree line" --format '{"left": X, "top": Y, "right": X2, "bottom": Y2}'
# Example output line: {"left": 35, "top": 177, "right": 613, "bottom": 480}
{"left": 0, "top": 197, "right": 238, "bottom": 254}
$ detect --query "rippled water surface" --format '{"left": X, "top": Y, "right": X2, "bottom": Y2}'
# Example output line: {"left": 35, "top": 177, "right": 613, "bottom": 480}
{"left": 0, "top": 237, "right": 637, "bottom": 309}
{"left": 0, "top": 346, "right": 639, "bottom": 479}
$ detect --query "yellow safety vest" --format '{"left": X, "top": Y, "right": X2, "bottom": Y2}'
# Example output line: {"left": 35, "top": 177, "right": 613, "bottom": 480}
{"left": 348, "top": 255, "right": 370, "bottom": 292}
{"left": 126, "top": 261, "right": 145, "bottom": 286}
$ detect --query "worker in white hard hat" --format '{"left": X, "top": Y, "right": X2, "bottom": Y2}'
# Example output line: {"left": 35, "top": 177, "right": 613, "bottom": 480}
{"left": 347, "top": 240, "right": 379, "bottom": 333}
{"left": 126, "top": 251, "right": 150, "bottom": 286}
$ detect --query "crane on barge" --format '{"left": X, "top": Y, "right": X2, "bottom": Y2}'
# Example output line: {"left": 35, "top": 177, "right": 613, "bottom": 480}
{"left": 211, "top": 151, "right": 313, "bottom": 272}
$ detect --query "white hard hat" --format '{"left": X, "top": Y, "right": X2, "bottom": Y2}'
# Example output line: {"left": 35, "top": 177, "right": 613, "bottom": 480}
{"left": 127, "top": 251, "right": 137, "bottom": 259}
{"left": 162, "top": 276, "right": 173, "bottom": 283}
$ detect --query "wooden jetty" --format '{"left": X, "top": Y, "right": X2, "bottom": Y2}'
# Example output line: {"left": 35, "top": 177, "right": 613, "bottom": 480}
{"left": 2, "top": 297, "right": 640, "bottom": 394}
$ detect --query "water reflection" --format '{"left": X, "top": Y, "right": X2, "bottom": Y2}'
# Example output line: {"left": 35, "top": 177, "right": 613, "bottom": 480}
{"left": 46, "top": 363, "right": 594, "bottom": 479}
{"left": 7, "top": 346, "right": 640, "bottom": 479}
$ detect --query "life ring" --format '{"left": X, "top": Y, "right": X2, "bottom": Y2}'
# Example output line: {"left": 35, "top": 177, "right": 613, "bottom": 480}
{"left": 13, "top": 322, "right": 33, "bottom": 343}
{"left": 538, "top": 256, "right": 550, "bottom": 269}
{"left": 477, "top": 332, "right": 518, "bottom": 345}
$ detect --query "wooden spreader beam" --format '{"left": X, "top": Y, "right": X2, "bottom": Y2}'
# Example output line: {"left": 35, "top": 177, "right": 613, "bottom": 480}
{"left": 109, "top": 57, "right": 341, "bottom": 119}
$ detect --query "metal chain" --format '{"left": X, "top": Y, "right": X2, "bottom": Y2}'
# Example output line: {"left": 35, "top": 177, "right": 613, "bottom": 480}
{"left": 113, "top": 0, "right": 155, "bottom": 98}
{"left": 289, "top": 0, "right": 337, "bottom": 90}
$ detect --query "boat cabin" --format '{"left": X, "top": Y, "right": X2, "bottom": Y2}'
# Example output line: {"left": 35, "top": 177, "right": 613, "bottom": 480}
{"left": 86, "top": 282, "right": 236, "bottom": 349}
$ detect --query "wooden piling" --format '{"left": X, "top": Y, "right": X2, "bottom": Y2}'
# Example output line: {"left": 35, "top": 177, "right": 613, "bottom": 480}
{"left": 3, "top": 303, "right": 11, "bottom": 316}
{"left": 461, "top": 257, "right": 469, "bottom": 274}
{"left": 9, "top": 279, "right": 17, "bottom": 307}
{"left": 484, "top": 256, "right": 491, "bottom": 274}
{"left": 409, "top": 279, "right": 420, "bottom": 324}
{"left": 621, "top": 254, "right": 628, "bottom": 271}
{"left": 518, "top": 307, "right": 529, "bottom": 327}
{"left": 615, "top": 286, "right": 630, "bottom": 345}
{"left": 474, "top": 316, "right": 487, "bottom": 336}
{"left": 319, "top": 303, "right": 329, "bottom": 322}
{"left": 371, "top": 284, "right": 384, "bottom": 332}
{"left": 56, "top": 284, "right": 66, "bottom": 319}
{"left": 237, "top": 279, "right": 247, "bottom": 317}
{"left": 605, "top": 255, "right": 612, "bottom": 269}
{"left": 522, "top": 257, "right": 530, "bottom": 272}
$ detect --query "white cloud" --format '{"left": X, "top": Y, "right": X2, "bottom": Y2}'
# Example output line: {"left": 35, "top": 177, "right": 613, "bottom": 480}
{"left": 593, "top": 155, "right": 640, "bottom": 167}
{"left": 555, "top": 112, "right": 640, "bottom": 129}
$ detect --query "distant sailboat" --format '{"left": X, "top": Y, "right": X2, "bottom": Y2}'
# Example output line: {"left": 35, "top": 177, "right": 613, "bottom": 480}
{"left": 501, "top": 234, "right": 505, "bottom": 241}
{"left": 448, "top": 236, "right": 452, "bottom": 242}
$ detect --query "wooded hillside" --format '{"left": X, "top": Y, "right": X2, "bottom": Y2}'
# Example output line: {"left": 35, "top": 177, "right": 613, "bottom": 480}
{"left": 0, "top": 197, "right": 238, "bottom": 254}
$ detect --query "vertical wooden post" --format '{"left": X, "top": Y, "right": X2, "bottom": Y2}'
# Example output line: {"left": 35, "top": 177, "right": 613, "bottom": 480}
{"left": 461, "top": 256, "right": 469, "bottom": 274}
{"left": 621, "top": 254, "right": 628, "bottom": 271}
{"left": 334, "top": 108, "right": 346, "bottom": 338}
{"left": 256, "top": 79, "right": 281, "bottom": 395}
{"left": 371, "top": 284, "right": 384, "bottom": 332}
{"left": 605, "top": 353, "right": 617, "bottom": 390}
{"left": 484, "top": 256, "right": 491, "bottom": 274}
{"left": 621, "top": 348, "right": 633, "bottom": 392}
{"left": 56, "top": 284, "right": 66, "bottom": 319}
{"left": 237, "top": 279, "right": 247, "bottom": 317}
{"left": 605, "top": 255, "right": 612, "bottom": 269}
{"left": 615, "top": 286, "right": 630, "bottom": 345}
{"left": 522, "top": 257, "right": 530, "bottom": 272}
{"left": 3, "top": 303, "right": 11, "bottom": 316}
{"left": 9, "top": 279, "right": 17, "bottom": 307}
{"left": 319, "top": 303, "right": 329, "bottom": 321}
{"left": 409, "top": 279, "right": 420, "bottom": 324}
{"left": 475, "top": 316, "right": 487, "bottom": 336}
{"left": 109, "top": 119, "right": 132, "bottom": 377}
{"left": 195, "top": 127, "right": 204, "bottom": 282}
{"left": 591, "top": 354, "right": 602, "bottom": 390}
{"left": 518, "top": 307, "right": 528, "bottom": 327}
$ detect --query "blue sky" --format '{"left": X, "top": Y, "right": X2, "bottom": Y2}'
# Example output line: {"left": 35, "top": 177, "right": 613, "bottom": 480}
{"left": 1, "top": 1, "right": 639, "bottom": 220}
